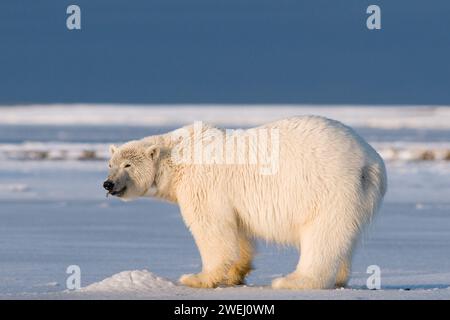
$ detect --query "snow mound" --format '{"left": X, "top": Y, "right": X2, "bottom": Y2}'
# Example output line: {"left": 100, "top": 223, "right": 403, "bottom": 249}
{"left": 81, "top": 270, "right": 176, "bottom": 293}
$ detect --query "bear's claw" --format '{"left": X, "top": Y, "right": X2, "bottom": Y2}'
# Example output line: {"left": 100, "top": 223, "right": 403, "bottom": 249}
{"left": 179, "top": 273, "right": 219, "bottom": 288}
{"left": 272, "top": 274, "right": 328, "bottom": 290}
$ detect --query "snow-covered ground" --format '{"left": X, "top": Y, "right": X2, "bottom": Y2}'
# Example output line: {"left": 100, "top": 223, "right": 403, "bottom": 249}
{"left": 0, "top": 105, "right": 449, "bottom": 299}
{"left": 1, "top": 104, "right": 450, "bottom": 129}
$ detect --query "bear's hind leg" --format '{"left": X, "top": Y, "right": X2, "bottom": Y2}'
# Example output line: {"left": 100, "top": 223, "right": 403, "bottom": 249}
{"left": 272, "top": 217, "right": 357, "bottom": 290}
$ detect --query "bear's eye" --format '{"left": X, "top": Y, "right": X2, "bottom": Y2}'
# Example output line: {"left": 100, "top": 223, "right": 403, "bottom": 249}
{"left": 124, "top": 164, "right": 131, "bottom": 168}
{"left": 108, "top": 163, "right": 111, "bottom": 168}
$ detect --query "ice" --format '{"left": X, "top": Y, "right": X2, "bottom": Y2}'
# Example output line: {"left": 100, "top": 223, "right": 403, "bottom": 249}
{"left": 0, "top": 158, "right": 448, "bottom": 300}
{"left": 1, "top": 104, "right": 450, "bottom": 129}
{"left": 0, "top": 183, "right": 29, "bottom": 193}
{"left": 1, "top": 105, "right": 449, "bottom": 299}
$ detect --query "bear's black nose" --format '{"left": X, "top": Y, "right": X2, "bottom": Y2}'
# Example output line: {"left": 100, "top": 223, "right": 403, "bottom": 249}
{"left": 103, "top": 180, "right": 114, "bottom": 191}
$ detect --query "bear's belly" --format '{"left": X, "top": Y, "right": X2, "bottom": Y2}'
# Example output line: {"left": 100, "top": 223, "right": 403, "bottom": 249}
{"left": 235, "top": 206, "right": 304, "bottom": 244}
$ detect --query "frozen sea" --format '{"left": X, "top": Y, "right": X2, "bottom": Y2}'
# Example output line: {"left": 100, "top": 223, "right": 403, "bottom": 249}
{"left": 0, "top": 105, "right": 449, "bottom": 299}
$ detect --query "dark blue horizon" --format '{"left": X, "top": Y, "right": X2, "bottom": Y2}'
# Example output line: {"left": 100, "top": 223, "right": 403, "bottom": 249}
{"left": 1, "top": 0, "right": 449, "bottom": 105}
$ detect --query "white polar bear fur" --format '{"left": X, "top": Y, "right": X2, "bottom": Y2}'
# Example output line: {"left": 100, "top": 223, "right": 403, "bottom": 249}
{"left": 106, "top": 116, "right": 387, "bottom": 289}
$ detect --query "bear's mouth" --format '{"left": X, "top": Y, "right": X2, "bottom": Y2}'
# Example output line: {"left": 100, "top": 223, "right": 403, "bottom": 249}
{"left": 110, "top": 186, "right": 127, "bottom": 197}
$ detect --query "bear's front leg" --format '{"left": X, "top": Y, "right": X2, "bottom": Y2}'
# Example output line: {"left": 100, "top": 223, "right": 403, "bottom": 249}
{"left": 178, "top": 205, "right": 240, "bottom": 288}
{"left": 223, "top": 233, "right": 254, "bottom": 286}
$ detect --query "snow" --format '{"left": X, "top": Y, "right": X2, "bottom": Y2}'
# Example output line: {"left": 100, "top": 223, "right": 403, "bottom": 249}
{"left": 81, "top": 270, "right": 176, "bottom": 292}
{"left": 0, "top": 105, "right": 449, "bottom": 299}
{"left": 74, "top": 270, "right": 180, "bottom": 299}
{"left": 1, "top": 159, "right": 449, "bottom": 300}
{"left": 0, "top": 183, "right": 29, "bottom": 193}
{"left": 1, "top": 104, "right": 450, "bottom": 129}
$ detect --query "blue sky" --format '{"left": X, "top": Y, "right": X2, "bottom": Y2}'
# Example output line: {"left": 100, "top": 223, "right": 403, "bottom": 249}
{"left": 0, "top": 0, "right": 449, "bottom": 104}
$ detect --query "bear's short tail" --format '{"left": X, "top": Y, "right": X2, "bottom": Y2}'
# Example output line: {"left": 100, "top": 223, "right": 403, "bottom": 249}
{"left": 362, "top": 159, "right": 387, "bottom": 221}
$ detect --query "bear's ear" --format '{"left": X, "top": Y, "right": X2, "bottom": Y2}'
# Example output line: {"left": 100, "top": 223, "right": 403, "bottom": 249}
{"left": 109, "top": 145, "right": 118, "bottom": 155}
{"left": 146, "top": 145, "right": 160, "bottom": 161}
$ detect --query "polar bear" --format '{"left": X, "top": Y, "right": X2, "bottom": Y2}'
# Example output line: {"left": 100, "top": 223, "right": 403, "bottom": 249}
{"left": 103, "top": 116, "right": 387, "bottom": 289}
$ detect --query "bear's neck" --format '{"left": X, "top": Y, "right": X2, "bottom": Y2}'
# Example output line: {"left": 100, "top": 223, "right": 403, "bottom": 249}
{"left": 148, "top": 150, "right": 178, "bottom": 203}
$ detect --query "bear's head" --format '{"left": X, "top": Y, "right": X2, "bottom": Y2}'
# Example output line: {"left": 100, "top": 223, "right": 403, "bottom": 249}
{"left": 103, "top": 141, "right": 160, "bottom": 200}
